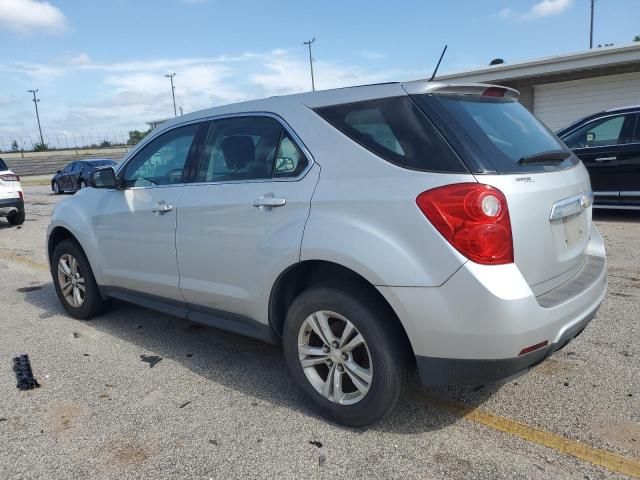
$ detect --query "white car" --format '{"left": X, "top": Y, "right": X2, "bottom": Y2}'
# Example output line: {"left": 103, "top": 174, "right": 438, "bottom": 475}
{"left": 0, "top": 158, "right": 25, "bottom": 225}
{"left": 47, "top": 82, "right": 606, "bottom": 426}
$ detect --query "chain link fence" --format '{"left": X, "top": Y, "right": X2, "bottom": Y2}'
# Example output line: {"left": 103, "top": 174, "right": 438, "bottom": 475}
{"left": 0, "top": 131, "right": 136, "bottom": 153}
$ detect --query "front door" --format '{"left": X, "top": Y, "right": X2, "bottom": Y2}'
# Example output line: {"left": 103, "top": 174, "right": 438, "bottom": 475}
{"left": 96, "top": 123, "right": 201, "bottom": 301}
{"left": 562, "top": 113, "right": 638, "bottom": 206}
{"left": 618, "top": 113, "right": 640, "bottom": 206}
{"left": 176, "top": 116, "right": 319, "bottom": 324}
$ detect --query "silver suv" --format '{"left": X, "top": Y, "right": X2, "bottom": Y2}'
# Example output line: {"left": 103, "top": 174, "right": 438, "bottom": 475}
{"left": 47, "top": 82, "right": 607, "bottom": 426}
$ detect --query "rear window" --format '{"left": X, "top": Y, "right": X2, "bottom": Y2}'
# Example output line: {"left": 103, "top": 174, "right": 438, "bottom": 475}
{"left": 314, "top": 96, "right": 466, "bottom": 173}
{"left": 90, "top": 160, "right": 117, "bottom": 167}
{"left": 0, "top": 159, "right": 7, "bottom": 171}
{"left": 413, "top": 94, "right": 578, "bottom": 174}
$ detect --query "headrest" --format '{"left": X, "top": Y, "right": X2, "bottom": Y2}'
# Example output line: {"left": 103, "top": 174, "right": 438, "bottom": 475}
{"left": 221, "top": 136, "right": 255, "bottom": 170}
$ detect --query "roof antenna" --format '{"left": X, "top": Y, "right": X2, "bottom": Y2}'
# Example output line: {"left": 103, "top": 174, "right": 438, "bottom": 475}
{"left": 428, "top": 45, "right": 448, "bottom": 82}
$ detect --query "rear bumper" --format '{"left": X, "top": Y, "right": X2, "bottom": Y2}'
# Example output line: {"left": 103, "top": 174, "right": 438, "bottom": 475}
{"left": 0, "top": 197, "right": 24, "bottom": 216}
{"left": 378, "top": 224, "right": 607, "bottom": 387}
{"left": 414, "top": 303, "right": 597, "bottom": 386}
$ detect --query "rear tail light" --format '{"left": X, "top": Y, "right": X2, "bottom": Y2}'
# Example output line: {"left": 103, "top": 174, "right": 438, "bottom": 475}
{"left": 0, "top": 174, "right": 20, "bottom": 182}
{"left": 416, "top": 183, "right": 513, "bottom": 265}
{"left": 18, "top": 191, "right": 24, "bottom": 200}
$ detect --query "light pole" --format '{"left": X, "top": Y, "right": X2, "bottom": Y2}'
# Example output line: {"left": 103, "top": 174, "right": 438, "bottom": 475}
{"left": 589, "top": 0, "right": 595, "bottom": 49}
{"left": 27, "top": 89, "right": 45, "bottom": 146}
{"left": 303, "top": 38, "right": 316, "bottom": 91}
{"left": 165, "top": 73, "right": 177, "bottom": 117}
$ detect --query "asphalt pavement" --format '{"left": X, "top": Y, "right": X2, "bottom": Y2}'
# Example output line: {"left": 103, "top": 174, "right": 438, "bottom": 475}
{"left": 0, "top": 186, "right": 638, "bottom": 479}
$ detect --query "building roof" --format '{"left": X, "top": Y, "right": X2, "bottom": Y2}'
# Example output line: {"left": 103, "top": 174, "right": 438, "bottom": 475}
{"left": 436, "top": 42, "right": 640, "bottom": 83}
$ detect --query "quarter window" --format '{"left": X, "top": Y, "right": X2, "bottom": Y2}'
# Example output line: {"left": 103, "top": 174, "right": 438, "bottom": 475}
{"left": 198, "top": 116, "right": 284, "bottom": 182}
{"left": 124, "top": 124, "right": 197, "bottom": 188}
{"left": 314, "top": 96, "right": 466, "bottom": 172}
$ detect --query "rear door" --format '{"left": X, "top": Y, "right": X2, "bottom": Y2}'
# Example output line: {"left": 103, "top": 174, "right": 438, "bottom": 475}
{"left": 618, "top": 113, "right": 640, "bottom": 206}
{"left": 561, "top": 113, "right": 637, "bottom": 205}
{"left": 176, "top": 115, "right": 319, "bottom": 324}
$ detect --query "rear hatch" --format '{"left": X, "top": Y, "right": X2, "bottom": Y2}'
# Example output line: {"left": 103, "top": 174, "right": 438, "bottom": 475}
{"left": 407, "top": 83, "right": 592, "bottom": 294}
{"left": 0, "top": 158, "right": 16, "bottom": 200}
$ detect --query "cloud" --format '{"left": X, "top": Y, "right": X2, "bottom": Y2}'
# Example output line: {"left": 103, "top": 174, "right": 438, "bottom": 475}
{"left": 0, "top": 61, "right": 64, "bottom": 82}
{"left": 498, "top": 0, "right": 572, "bottom": 21}
{"left": 0, "top": 49, "right": 418, "bottom": 143}
{"left": 0, "top": 0, "right": 67, "bottom": 34}
{"left": 69, "top": 53, "right": 91, "bottom": 65}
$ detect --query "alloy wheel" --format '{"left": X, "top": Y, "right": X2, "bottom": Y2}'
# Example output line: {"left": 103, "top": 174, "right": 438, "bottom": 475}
{"left": 57, "top": 253, "right": 85, "bottom": 307}
{"left": 297, "top": 310, "right": 373, "bottom": 405}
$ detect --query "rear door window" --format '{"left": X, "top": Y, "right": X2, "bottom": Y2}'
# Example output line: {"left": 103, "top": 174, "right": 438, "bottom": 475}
{"left": 314, "top": 96, "right": 466, "bottom": 172}
{"left": 413, "top": 94, "right": 578, "bottom": 174}
{"left": 198, "top": 116, "right": 286, "bottom": 182}
{"left": 0, "top": 159, "right": 7, "bottom": 171}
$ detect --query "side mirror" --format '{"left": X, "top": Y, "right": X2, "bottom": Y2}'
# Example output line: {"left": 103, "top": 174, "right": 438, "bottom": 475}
{"left": 274, "top": 157, "right": 296, "bottom": 174}
{"left": 56, "top": 170, "right": 62, "bottom": 174}
{"left": 91, "top": 167, "right": 117, "bottom": 188}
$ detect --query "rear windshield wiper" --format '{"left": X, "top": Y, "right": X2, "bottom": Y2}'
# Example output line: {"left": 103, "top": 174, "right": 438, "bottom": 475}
{"left": 518, "top": 150, "right": 572, "bottom": 165}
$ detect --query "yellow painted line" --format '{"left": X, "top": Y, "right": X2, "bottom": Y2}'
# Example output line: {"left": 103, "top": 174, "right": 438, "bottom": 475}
{"left": 2, "top": 249, "right": 639, "bottom": 477}
{"left": 0, "top": 250, "right": 49, "bottom": 271}
{"left": 412, "top": 393, "right": 640, "bottom": 478}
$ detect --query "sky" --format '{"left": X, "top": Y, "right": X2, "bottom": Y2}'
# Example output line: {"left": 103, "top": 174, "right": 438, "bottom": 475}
{"left": 0, "top": 0, "right": 637, "bottom": 148}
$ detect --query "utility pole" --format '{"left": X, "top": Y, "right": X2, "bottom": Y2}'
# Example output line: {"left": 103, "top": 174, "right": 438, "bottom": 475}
{"left": 303, "top": 38, "right": 316, "bottom": 91}
{"left": 27, "top": 89, "right": 44, "bottom": 146}
{"left": 165, "top": 73, "right": 177, "bottom": 117}
{"left": 589, "top": 0, "right": 595, "bottom": 49}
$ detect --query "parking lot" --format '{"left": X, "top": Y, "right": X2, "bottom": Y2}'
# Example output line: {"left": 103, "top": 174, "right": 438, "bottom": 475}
{"left": 0, "top": 185, "right": 638, "bottom": 479}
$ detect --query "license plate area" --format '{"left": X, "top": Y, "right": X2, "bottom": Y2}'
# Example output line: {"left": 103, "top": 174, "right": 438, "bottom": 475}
{"left": 563, "top": 212, "right": 584, "bottom": 247}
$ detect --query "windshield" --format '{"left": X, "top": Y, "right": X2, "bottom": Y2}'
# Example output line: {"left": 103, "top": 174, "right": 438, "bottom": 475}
{"left": 413, "top": 94, "right": 578, "bottom": 173}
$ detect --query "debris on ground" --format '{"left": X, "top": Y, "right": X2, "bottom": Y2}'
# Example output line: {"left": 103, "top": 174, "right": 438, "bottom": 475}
{"left": 309, "top": 440, "right": 323, "bottom": 448}
{"left": 13, "top": 354, "right": 40, "bottom": 390}
{"left": 179, "top": 401, "right": 191, "bottom": 409}
{"left": 139, "top": 354, "right": 162, "bottom": 368}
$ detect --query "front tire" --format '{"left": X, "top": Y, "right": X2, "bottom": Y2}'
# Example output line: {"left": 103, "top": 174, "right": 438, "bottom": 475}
{"left": 282, "top": 284, "right": 412, "bottom": 426}
{"left": 52, "top": 181, "right": 61, "bottom": 195}
{"left": 79, "top": 180, "right": 87, "bottom": 190}
{"left": 51, "top": 239, "right": 110, "bottom": 319}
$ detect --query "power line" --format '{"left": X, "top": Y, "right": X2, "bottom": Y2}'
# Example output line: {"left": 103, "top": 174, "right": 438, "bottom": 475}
{"left": 303, "top": 38, "right": 316, "bottom": 92}
{"left": 27, "top": 89, "right": 44, "bottom": 147}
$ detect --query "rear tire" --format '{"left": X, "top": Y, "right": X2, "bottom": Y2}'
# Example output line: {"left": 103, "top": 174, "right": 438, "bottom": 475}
{"left": 282, "top": 283, "right": 412, "bottom": 426}
{"left": 51, "top": 239, "right": 111, "bottom": 319}
{"left": 7, "top": 209, "right": 25, "bottom": 226}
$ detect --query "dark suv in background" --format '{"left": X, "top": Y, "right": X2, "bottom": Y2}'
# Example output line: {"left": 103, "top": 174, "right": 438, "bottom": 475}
{"left": 558, "top": 105, "right": 640, "bottom": 209}
{"left": 52, "top": 159, "right": 117, "bottom": 194}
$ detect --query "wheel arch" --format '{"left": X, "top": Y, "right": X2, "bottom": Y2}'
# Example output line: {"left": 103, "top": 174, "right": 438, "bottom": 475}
{"left": 268, "top": 260, "right": 415, "bottom": 356}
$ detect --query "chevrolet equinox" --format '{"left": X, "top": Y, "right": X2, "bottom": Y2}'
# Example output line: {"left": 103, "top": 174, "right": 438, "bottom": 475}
{"left": 47, "top": 81, "right": 607, "bottom": 426}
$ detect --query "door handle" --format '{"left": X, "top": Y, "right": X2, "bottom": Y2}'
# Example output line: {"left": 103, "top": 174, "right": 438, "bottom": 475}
{"left": 151, "top": 203, "right": 173, "bottom": 213}
{"left": 253, "top": 196, "right": 286, "bottom": 209}
{"left": 594, "top": 156, "right": 617, "bottom": 162}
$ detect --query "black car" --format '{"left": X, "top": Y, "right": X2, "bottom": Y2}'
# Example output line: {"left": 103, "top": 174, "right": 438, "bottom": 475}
{"left": 557, "top": 105, "right": 640, "bottom": 209}
{"left": 52, "top": 159, "right": 117, "bottom": 194}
